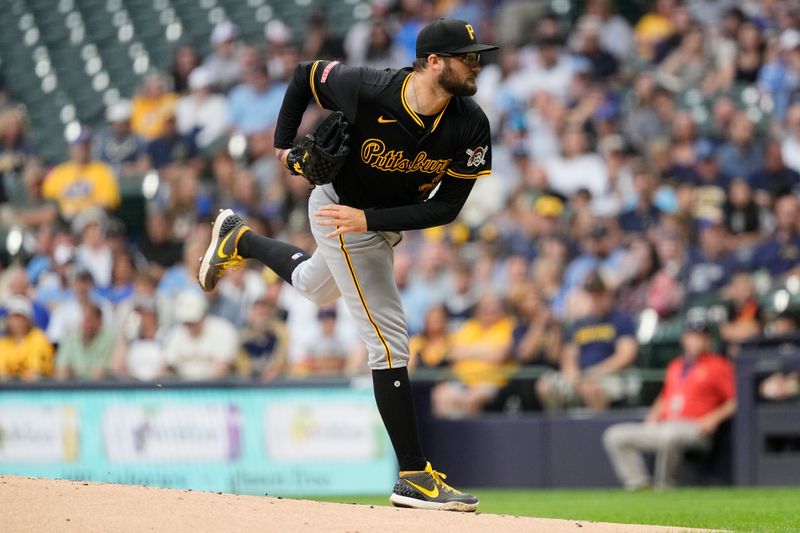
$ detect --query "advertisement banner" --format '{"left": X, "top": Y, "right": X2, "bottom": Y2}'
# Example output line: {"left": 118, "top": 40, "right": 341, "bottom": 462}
{"left": 0, "top": 387, "right": 396, "bottom": 495}
{"left": 0, "top": 406, "right": 78, "bottom": 463}
{"left": 103, "top": 405, "right": 241, "bottom": 463}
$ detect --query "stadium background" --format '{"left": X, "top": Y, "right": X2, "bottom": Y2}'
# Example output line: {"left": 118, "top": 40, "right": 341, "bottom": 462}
{"left": 0, "top": 0, "right": 799, "bottom": 512}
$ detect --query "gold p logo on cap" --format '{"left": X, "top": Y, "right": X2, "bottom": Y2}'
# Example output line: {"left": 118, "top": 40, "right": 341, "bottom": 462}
{"left": 465, "top": 23, "right": 475, "bottom": 41}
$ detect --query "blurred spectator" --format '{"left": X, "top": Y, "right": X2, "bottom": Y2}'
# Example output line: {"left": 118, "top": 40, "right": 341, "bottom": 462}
{"left": 301, "top": 10, "right": 346, "bottom": 61}
{"left": 0, "top": 265, "right": 49, "bottom": 330}
{"left": 716, "top": 112, "right": 763, "bottom": 180}
{"left": 683, "top": 221, "right": 736, "bottom": 300}
{"left": 758, "top": 32, "right": 800, "bottom": 121}
{"left": 131, "top": 72, "right": 179, "bottom": 141}
{"left": 572, "top": 18, "right": 618, "bottom": 81}
{"left": 0, "top": 296, "right": 53, "bottom": 380}
{"left": 431, "top": 293, "right": 514, "bottom": 418}
{"left": 236, "top": 298, "right": 287, "bottom": 381}
{"left": 55, "top": 303, "right": 116, "bottom": 380}
{"left": 111, "top": 297, "right": 164, "bottom": 381}
{"left": 508, "top": 34, "right": 576, "bottom": 105}
{"left": 622, "top": 73, "right": 670, "bottom": 153}
{"left": 145, "top": 112, "right": 200, "bottom": 171}
{"left": 138, "top": 209, "right": 183, "bottom": 274}
{"left": 175, "top": 67, "right": 230, "bottom": 150}
{"left": 690, "top": 139, "right": 729, "bottom": 222}
{"left": 295, "top": 307, "right": 351, "bottom": 375}
{"left": 751, "top": 194, "right": 800, "bottom": 277}
{"left": 344, "top": 0, "right": 398, "bottom": 66}
{"left": 757, "top": 312, "right": 800, "bottom": 401}
{"left": 616, "top": 237, "right": 660, "bottom": 315}
{"left": 157, "top": 236, "right": 208, "bottom": 303}
{"left": 603, "top": 319, "right": 736, "bottom": 490}
{"left": 658, "top": 22, "right": 715, "bottom": 92}
{"left": 619, "top": 165, "right": 663, "bottom": 234}
{"left": 162, "top": 290, "right": 238, "bottom": 380}
{"left": 169, "top": 44, "right": 201, "bottom": 95}
{"left": 99, "top": 251, "right": 136, "bottom": 307}
{"left": 46, "top": 268, "right": 111, "bottom": 345}
{"left": 634, "top": 0, "right": 677, "bottom": 61}
{"left": 647, "top": 228, "right": 688, "bottom": 318}
{"left": 748, "top": 139, "right": 800, "bottom": 203}
{"left": 352, "top": 18, "right": 408, "bottom": 69}
{"left": 264, "top": 20, "right": 300, "bottom": 83}
{"left": 723, "top": 177, "right": 762, "bottom": 250}
{"left": 544, "top": 127, "right": 608, "bottom": 199}
{"left": 203, "top": 21, "right": 243, "bottom": 91}
{"left": 577, "top": 0, "right": 634, "bottom": 61}
{"left": 537, "top": 272, "right": 638, "bottom": 411}
{"left": 562, "top": 220, "right": 626, "bottom": 301}
{"left": 42, "top": 129, "right": 120, "bottom": 221}
{"left": 0, "top": 106, "right": 38, "bottom": 203}
{"left": 73, "top": 208, "right": 113, "bottom": 288}
{"left": 228, "top": 64, "right": 286, "bottom": 136}
{"left": 781, "top": 102, "right": 800, "bottom": 174}
{"left": 408, "top": 305, "right": 452, "bottom": 372}
{"left": 0, "top": 159, "right": 57, "bottom": 229}
{"left": 719, "top": 272, "right": 763, "bottom": 351}
{"left": 93, "top": 99, "right": 149, "bottom": 179}
{"left": 442, "top": 260, "right": 478, "bottom": 329}
{"left": 509, "top": 285, "right": 561, "bottom": 367}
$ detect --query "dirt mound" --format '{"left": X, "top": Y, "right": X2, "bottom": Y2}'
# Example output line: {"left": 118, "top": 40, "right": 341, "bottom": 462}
{"left": 1, "top": 475, "right": 699, "bottom": 532}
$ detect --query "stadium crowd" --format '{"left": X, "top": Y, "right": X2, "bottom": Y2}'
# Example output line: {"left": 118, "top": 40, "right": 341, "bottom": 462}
{"left": 0, "top": 0, "right": 799, "bottom": 418}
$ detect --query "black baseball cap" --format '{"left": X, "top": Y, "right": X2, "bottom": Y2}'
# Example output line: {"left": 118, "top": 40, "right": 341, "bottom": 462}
{"left": 416, "top": 19, "right": 498, "bottom": 58}
{"left": 683, "top": 318, "right": 710, "bottom": 334}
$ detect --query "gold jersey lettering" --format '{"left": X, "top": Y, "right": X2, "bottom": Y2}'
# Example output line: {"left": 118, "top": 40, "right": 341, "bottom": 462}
{"left": 360, "top": 138, "right": 450, "bottom": 174}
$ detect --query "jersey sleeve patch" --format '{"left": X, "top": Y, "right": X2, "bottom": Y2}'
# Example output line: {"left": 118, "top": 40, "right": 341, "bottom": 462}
{"left": 320, "top": 61, "right": 340, "bottom": 83}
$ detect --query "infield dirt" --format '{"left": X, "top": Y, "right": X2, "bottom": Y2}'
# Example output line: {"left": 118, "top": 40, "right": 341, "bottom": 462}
{"left": 1, "top": 475, "right": 706, "bottom": 532}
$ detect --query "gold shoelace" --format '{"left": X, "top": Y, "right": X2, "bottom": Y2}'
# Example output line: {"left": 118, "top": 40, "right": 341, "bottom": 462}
{"left": 216, "top": 254, "right": 245, "bottom": 277}
{"left": 430, "top": 468, "right": 461, "bottom": 494}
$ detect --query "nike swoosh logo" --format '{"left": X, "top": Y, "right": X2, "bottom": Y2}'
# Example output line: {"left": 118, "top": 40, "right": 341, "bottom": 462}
{"left": 217, "top": 231, "right": 234, "bottom": 258}
{"left": 405, "top": 479, "right": 438, "bottom": 498}
{"left": 378, "top": 116, "right": 397, "bottom": 124}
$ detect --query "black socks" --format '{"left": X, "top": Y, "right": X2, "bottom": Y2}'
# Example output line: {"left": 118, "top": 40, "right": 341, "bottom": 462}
{"left": 372, "top": 367, "right": 427, "bottom": 472}
{"left": 238, "top": 232, "right": 310, "bottom": 284}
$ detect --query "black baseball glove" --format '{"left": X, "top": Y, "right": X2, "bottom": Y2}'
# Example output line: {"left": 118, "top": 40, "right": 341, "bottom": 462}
{"left": 286, "top": 111, "right": 350, "bottom": 186}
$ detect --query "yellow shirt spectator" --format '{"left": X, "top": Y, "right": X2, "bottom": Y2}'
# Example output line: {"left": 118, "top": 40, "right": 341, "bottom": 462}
{"left": 43, "top": 151, "right": 120, "bottom": 220}
{"left": 0, "top": 297, "right": 54, "bottom": 380}
{"left": 131, "top": 93, "right": 179, "bottom": 140}
{"left": 450, "top": 316, "right": 515, "bottom": 388}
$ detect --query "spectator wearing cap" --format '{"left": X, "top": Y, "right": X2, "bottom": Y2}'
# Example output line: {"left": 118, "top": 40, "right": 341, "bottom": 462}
{"left": 0, "top": 296, "right": 54, "bottom": 380}
{"left": 264, "top": 21, "right": 300, "bottom": 84}
{"left": 92, "top": 99, "right": 149, "bottom": 179}
{"left": 46, "top": 267, "right": 112, "bottom": 345}
{"left": 683, "top": 220, "right": 738, "bottom": 300}
{"left": 561, "top": 220, "right": 626, "bottom": 304}
{"left": 228, "top": 64, "right": 287, "bottom": 136}
{"left": 55, "top": 302, "right": 117, "bottom": 380}
{"left": 758, "top": 31, "right": 800, "bottom": 121}
{"left": 603, "top": 319, "right": 736, "bottom": 490}
{"left": 538, "top": 271, "right": 638, "bottom": 411}
{"left": 174, "top": 67, "right": 230, "bottom": 151}
{"left": 131, "top": 72, "right": 179, "bottom": 141}
{"left": 73, "top": 207, "right": 113, "bottom": 288}
{"left": 42, "top": 128, "right": 120, "bottom": 221}
{"left": 301, "top": 9, "right": 346, "bottom": 62}
{"left": 203, "top": 21, "right": 243, "bottom": 91}
{"left": 751, "top": 194, "right": 800, "bottom": 278}
{"left": 162, "top": 290, "right": 238, "bottom": 380}
{"left": 689, "top": 138, "right": 730, "bottom": 222}
{"left": 111, "top": 297, "right": 165, "bottom": 381}
{"left": 0, "top": 265, "right": 49, "bottom": 331}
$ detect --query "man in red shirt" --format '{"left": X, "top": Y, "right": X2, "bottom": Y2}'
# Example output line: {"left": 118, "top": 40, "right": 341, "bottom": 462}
{"left": 603, "top": 319, "right": 736, "bottom": 489}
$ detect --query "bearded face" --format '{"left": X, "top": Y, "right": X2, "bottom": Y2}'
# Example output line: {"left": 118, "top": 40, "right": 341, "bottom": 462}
{"left": 437, "top": 58, "right": 478, "bottom": 97}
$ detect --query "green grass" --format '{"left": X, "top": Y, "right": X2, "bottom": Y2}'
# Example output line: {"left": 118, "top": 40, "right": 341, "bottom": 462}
{"left": 313, "top": 487, "right": 800, "bottom": 532}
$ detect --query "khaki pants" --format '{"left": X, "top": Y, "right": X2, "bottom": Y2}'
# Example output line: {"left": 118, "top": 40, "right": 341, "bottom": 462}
{"left": 602, "top": 420, "right": 711, "bottom": 489}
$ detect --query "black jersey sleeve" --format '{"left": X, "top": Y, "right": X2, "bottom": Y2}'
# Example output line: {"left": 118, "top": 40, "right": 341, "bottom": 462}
{"left": 444, "top": 107, "right": 492, "bottom": 180}
{"left": 363, "top": 175, "right": 475, "bottom": 232}
{"left": 274, "top": 60, "right": 363, "bottom": 149}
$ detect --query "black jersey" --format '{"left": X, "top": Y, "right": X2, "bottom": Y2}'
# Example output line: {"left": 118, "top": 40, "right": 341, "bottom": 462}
{"left": 274, "top": 60, "right": 492, "bottom": 232}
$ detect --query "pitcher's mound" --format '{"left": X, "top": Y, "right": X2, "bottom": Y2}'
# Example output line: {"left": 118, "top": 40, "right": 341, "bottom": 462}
{"left": 1, "top": 475, "right": 698, "bottom": 532}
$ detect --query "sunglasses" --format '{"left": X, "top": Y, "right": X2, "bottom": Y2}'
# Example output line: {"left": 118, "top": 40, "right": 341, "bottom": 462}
{"left": 437, "top": 52, "right": 481, "bottom": 65}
